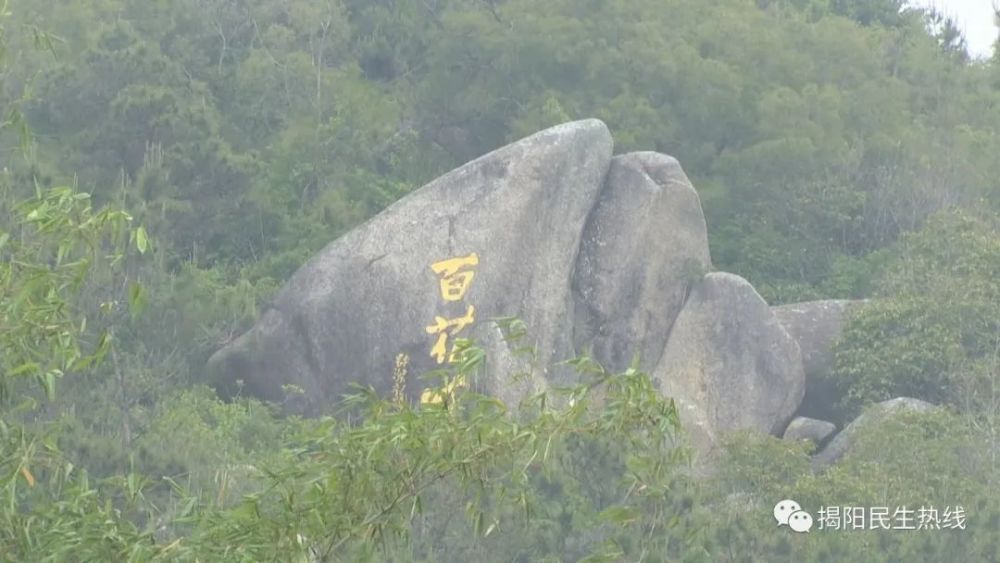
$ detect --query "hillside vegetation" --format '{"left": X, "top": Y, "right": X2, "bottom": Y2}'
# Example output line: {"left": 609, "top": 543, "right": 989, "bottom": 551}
{"left": 0, "top": 0, "right": 998, "bottom": 560}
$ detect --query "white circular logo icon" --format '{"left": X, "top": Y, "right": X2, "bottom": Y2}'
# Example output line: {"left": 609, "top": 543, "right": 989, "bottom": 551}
{"left": 773, "top": 499, "right": 802, "bottom": 526}
{"left": 788, "top": 510, "right": 814, "bottom": 533}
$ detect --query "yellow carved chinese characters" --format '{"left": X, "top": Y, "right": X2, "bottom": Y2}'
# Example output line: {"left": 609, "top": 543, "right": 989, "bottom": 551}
{"left": 431, "top": 253, "right": 479, "bottom": 302}
{"left": 425, "top": 305, "right": 475, "bottom": 364}
{"left": 421, "top": 252, "right": 480, "bottom": 405}
{"left": 419, "top": 374, "right": 468, "bottom": 405}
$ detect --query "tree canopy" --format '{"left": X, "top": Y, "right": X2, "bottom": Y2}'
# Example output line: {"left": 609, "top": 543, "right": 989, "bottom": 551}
{"left": 0, "top": 0, "right": 998, "bottom": 560}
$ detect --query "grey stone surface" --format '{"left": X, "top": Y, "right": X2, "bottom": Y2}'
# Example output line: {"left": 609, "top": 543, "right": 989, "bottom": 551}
{"left": 812, "top": 397, "right": 937, "bottom": 470}
{"left": 207, "top": 119, "right": 614, "bottom": 414}
{"left": 772, "top": 299, "right": 865, "bottom": 421}
{"left": 572, "top": 152, "right": 711, "bottom": 374}
{"left": 207, "top": 116, "right": 837, "bottom": 466}
{"left": 653, "top": 272, "right": 806, "bottom": 457}
{"left": 783, "top": 416, "right": 837, "bottom": 445}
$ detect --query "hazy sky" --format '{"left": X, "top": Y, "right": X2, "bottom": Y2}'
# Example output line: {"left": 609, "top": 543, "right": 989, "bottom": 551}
{"left": 908, "top": 0, "right": 997, "bottom": 59}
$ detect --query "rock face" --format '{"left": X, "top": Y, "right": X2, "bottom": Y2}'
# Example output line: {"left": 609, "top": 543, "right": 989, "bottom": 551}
{"left": 783, "top": 417, "right": 837, "bottom": 445}
{"left": 772, "top": 299, "right": 863, "bottom": 422}
{"left": 653, "top": 273, "right": 806, "bottom": 456}
{"left": 207, "top": 118, "right": 810, "bottom": 460}
{"left": 208, "top": 119, "right": 613, "bottom": 414}
{"left": 812, "top": 397, "right": 936, "bottom": 470}
{"left": 572, "top": 152, "right": 711, "bottom": 374}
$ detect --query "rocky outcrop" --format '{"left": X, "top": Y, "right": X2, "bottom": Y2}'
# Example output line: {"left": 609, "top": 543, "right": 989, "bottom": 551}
{"left": 654, "top": 273, "right": 806, "bottom": 456}
{"left": 207, "top": 118, "right": 811, "bottom": 462}
{"left": 773, "top": 299, "right": 864, "bottom": 422}
{"left": 812, "top": 397, "right": 936, "bottom": 470}
{"left": 208, "top": 119, "right": 613, "bottom": 414}
{"left": 572, "top": 152, "right": 711, "bottom": 374}
{"left": 783, "top": 417, "right": 837, "bottom": 446}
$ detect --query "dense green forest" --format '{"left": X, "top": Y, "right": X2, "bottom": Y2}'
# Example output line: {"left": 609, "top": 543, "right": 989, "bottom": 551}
{"left": 0, "top": 0, "right": 998, "bottom": 560}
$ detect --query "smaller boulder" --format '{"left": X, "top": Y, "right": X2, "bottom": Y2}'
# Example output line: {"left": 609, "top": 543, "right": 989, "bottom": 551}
{"left": 782, "top": 417, "right": 837, "bottom": 445}
{"left": 653, "top": 272, "right": 806, "bottom": 459}
{"left": 811, "top": 397, "right": 936, "bottom": 471}
{"left": 772, "top": 299, "right": 865, "bottom": 422}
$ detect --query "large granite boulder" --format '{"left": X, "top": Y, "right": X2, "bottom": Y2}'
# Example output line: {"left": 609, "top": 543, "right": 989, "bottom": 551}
{"left": 653, "top": 273, "right": 806, "bottom": 456}
{"left": 208, "top": 119, "right": 613, "bottom": 414}
{"left": 812, "top": 397, "right": 937, "bottom": 470}
{"left": 207, "top": 118, "right": 811, "bottom": 463}
{"left": 772, "top": 299, "right": 864, "bottom": 422}
{"left": 572, "top": 152, "right": 711, "bottom": 374}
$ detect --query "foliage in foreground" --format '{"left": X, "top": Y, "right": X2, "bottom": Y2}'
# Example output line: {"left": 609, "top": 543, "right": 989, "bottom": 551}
{"left": 1, "top": 351, "right": 691, "bottom": 562}
{"left": 4, "top": 363, "right": 999, "bottom": 562}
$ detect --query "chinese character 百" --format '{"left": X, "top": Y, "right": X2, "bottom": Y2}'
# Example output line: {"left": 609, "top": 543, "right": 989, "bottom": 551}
{"left": 426, "top": 305, "right": 476, "bottom": 364}
{"left": 431, "top": 253, "right": 479, "bottom": 302}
